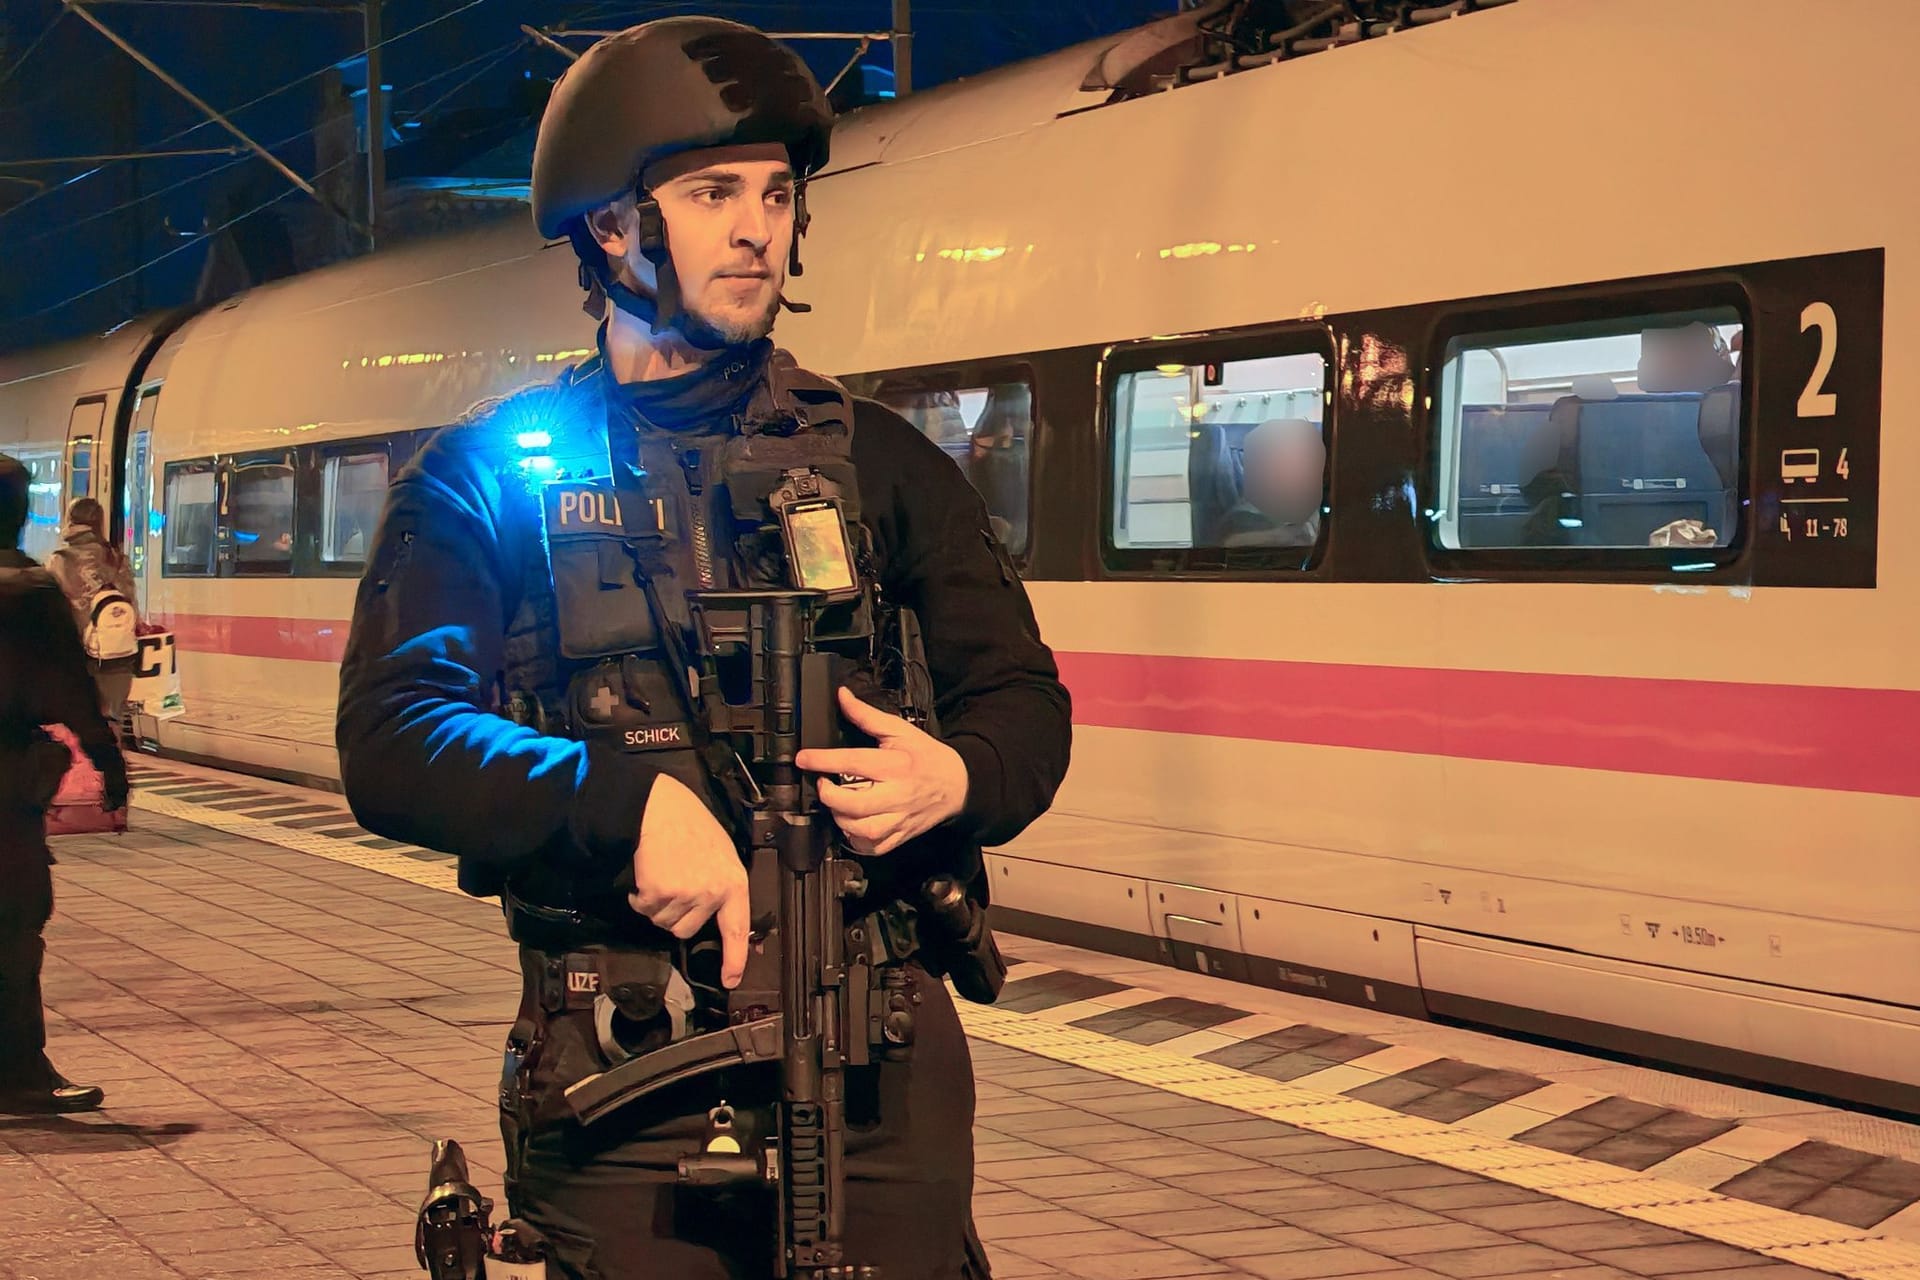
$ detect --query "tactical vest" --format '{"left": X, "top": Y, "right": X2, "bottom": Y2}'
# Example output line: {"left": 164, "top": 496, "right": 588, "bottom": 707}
{"left": 488, "top": 349, "right": 923, "bottom": 928}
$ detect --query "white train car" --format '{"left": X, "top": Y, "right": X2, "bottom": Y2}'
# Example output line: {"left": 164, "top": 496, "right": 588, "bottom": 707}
{"left": 2, "top": 0, "right": 1913, "bottom": 1111}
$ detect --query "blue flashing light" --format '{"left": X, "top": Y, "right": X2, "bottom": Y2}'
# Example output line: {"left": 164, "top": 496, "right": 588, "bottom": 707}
{"left": 516, "top": 430, "right": 553, "bottom": 450}
{"left": 519, "top": 455, "right": 557, "bottom": 475}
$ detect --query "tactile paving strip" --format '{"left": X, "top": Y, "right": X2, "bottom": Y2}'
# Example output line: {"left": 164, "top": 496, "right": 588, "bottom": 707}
{"left": 956, "top": 1002, "right": 1920, "bottom": 1280}
{"left": 131, "top": 787, "right": 461, "bottom": 894}
{"left": 993, "top": 961, "right": 1920, "bottom": 1234}
{"left": 126, "top": 770, "right": 1920, "bottom": 1271}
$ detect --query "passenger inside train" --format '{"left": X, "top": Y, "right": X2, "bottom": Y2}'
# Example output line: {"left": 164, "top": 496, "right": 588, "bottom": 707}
{"left": 967, "top": 383, "right": 1032, "bottom": 551}
{"left": 1109, "top": 351, "right": 1330, "bottom": 554}
{"left": 231, "top": 462, "right": 295, "bottom": 565}
{"left": 1219, "top": 417, "right": 1326, "bottom": 549}
{"left": 880, "top": 385, "right": 970, "bottom": 444}
{"left": 1438, "top": 310, "right": 1744, "bottom": 553}
{"left": 862, "top": 376, "right": 1033, "bottom": 554}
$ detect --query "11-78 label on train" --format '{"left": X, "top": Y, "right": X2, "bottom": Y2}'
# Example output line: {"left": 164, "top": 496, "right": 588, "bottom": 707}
{"left": 1749, "top": 248, "right": 1882, "bottom": 588}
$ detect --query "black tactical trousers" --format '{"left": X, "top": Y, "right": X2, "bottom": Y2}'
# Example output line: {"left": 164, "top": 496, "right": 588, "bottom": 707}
{"left": 0, "top": 819, "right": 55, "bottom": 1092}
{"left": 502, "top": 958, "right": 991, "bottom": 1280}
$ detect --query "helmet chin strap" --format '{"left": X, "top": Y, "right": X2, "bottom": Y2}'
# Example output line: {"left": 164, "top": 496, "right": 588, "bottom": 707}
{"left": 588, "top": 180, "right": 816, "bottom": 335}
{"left": 604, "top": 196, "right": 729, "bottom": 353}
{"left": 780, "top": 183, "right": 812, "bottom": 314}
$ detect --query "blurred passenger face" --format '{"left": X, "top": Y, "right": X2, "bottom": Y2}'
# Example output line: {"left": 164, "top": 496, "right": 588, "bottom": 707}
{"left": 1242, "top": 418, "right": 1325, "bottom": 524}
{"left": 1638, "top": 322, "right": 1735, "bottom": 394}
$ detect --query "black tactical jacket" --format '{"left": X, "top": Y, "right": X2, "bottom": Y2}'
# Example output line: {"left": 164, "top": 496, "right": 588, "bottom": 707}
{"left": 336, "top": 353, "right": 1071, "bottom": 910}
{"left": 0, "top": 550, "right": 129, "bottom": 845}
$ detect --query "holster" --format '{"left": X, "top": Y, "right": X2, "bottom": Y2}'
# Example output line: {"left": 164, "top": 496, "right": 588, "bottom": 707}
{"left": 516, "top": 943, "right": 694, "bottom": 1067}
{"left": 909, "top": 876, "right": 1008, "bottom": 1007}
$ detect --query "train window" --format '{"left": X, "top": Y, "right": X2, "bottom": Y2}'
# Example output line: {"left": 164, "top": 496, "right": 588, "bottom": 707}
{"left": 1108, "top": 348, "right": 1330, "bottom": 569}
{"left": 320, "top": 449, "right": 388, "bottom": 567}
{"left": 161, "top": 460, "right": 217, "bottom": 577}
{"left": 850, "top": 371, "right": 1034, "bottom": 556}
{"left": 25, "top": 455, "right": 61, "bottom": 531}
{"left": 64, "top": 398, "right": 104, "bottom": 506}
{"left": 227, "top": 454, "right": 295, "bottom": 574}
{"left": 124, "top": 388, "right": 159, "bottom": 581}
{"left": 65, "top": 440, "right": 93, "bottom": 506}
{"left": 17, "top": 453, "right": 63, "bottom": 562}
{"left": 1432, "top": 308, "right": 1743, "bottom": 554}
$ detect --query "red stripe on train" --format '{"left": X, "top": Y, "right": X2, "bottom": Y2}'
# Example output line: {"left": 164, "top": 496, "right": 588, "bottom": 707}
{"left": 1056, "top": 650, "right": 1920, "bottom": 799}
{"left": 154, "top": 613, "right": 350, "bottom": 665}
{"left": 153, "top": 613, "right": 1920, "bottom": 798}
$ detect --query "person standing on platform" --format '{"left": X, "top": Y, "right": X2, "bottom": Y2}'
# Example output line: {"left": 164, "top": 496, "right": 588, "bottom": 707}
{"left": 336, "top": 18, "right": 1071, "bottom": 1279}
{"left": 48, "top": 496, "right": 143, "bottom": 728}
{"left": 0, "top": 455, "right": 126, "bottom": 1114}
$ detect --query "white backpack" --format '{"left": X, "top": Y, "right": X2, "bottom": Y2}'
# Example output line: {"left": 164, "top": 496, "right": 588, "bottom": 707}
{"left": 54, "top": 547, "right": 141, "bottom": 661}
{"left": 83, "top": 585, "right": 140, "bottom": 661}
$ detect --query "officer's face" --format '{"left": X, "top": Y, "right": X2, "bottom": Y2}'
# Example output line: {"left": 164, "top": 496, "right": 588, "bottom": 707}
{"left": 595, "top": 143, "right": 796, "bottom": 347}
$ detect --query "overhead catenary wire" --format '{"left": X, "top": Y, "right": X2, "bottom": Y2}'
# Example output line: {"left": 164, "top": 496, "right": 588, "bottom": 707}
{"left": 0, "top": 0, "right": 496, "bottom": 227}
{"left": 8, "top": 26, "right": 531, "bottom": 251}
{"left": 62, "top": 0, "right": 363, "bottom": 232}
{"left": 14, "top": 146, "right": 362, "bottom": 323}
{"left": 0, "top": 10, "right": 68, "bottom": 87}
{"left": 5, "top": 0, "right": 944, "bottom": 322}
{"left": 0, "top": 44, "right": 126, "bottom": 123}
{"left": 398, "top": 33, "right": 526, "bottom": 125}
{"left": 9, "top": 26, "right": 538, "bottom": 318}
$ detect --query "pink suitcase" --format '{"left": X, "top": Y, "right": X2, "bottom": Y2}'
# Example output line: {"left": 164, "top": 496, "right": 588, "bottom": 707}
{"left": 41, "top": 724, "right": 128, "bottom": 838}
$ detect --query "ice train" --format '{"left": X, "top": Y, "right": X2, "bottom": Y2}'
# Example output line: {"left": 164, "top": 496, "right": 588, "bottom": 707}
{"left": 3, "top": 0, "right": 1914, "bottom": 1110}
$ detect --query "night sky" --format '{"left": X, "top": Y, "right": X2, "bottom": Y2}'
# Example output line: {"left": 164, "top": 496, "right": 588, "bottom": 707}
{"left": 0, "top": 0, "right": 1178, "bottom": 353}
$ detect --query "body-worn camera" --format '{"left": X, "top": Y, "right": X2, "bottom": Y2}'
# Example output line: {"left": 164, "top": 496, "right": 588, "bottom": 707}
{"left": 767, "top": 468, "right": 861, "bottom": 603}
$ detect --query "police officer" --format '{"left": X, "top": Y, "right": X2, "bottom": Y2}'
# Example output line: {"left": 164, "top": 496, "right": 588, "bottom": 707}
{"left": 0, "top": 454, "right": 125, "bottom": 1115}
{"left": 336, "top": 18, "right": 1071, "bottom": 1280}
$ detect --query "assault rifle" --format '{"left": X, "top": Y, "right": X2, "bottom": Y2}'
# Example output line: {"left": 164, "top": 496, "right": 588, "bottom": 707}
{"left": 562, "top": 589, "right": 912, "bottom": 1278}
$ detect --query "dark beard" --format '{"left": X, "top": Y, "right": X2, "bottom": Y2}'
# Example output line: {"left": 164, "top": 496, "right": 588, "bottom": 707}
{"left": 677, "top": 291, "right": 781, "bottom": 349}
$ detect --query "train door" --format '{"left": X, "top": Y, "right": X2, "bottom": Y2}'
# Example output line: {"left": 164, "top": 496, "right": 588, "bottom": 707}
{"left": 122, "top": 384, "right": 160, "bottom": 608}
{"left": 63, "top": 396, "right": 108, "bottom": 516}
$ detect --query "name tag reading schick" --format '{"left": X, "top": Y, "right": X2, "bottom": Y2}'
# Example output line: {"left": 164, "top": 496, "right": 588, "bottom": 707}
{"left": 543, "top": 481, "right": 666, "bottom": 536}
{"left": 581, "top": 721, "right": 692, "bottom": 754}
{"left": 621, "top": 724, "right": 687, "bottom": 749}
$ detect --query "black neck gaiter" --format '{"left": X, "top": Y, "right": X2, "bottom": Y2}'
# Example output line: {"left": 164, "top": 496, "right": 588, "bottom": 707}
{"left": 598, "top": 331, "right": 774, "bottom": 434}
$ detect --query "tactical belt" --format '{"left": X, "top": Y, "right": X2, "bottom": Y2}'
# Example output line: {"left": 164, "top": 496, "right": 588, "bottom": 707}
{"left": 504, "top": 892, "right": 671, "bottom": 953}
{"left": 514, "top": 942, "right": 697, "bottom": 1068}
{"left": 509, "top": 891, "right": 923, "bottom": 1026}
{"left": 511, "top": 894, "right": 921, "bottom": 968}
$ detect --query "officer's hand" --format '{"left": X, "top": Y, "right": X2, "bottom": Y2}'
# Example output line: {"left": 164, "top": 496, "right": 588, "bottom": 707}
{"left": 795, "top": 688, "right": 969, "bottom": 857}
{"left": 629, "top": 774, "right": 751, "bottom": 989}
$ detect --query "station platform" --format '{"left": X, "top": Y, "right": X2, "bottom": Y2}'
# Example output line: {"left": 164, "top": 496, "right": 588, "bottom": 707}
{"left": 6, "top": 759, "right": 1920, "bottom": 1280}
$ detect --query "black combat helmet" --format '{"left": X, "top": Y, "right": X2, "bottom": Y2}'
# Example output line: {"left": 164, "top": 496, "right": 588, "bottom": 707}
{"left": 532, "top": 17, "right": 832, "bottom": 237}
{"left": 531, "top": 17, "right": 834, "bottom": 332}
